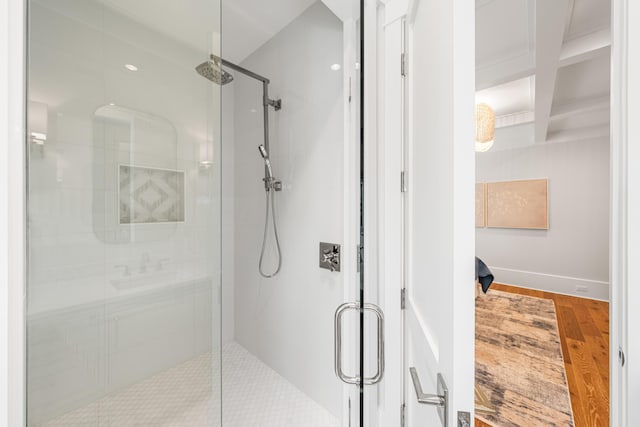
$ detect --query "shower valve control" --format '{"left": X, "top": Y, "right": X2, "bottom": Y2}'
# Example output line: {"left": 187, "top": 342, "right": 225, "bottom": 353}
{"left": 319, "top": 242, "right": 341, "bottom": 272}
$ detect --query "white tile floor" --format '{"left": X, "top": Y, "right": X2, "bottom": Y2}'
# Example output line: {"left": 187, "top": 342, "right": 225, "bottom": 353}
{"left": 43, "top": 342, "right": 339, "bottom": 427}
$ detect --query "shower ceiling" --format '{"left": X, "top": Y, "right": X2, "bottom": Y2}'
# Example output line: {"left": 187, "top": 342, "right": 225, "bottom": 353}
{"left": 101, "top": 0, "right": 316, "bottom": 63}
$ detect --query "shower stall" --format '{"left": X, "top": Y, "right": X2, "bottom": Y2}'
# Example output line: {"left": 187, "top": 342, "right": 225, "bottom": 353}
{"left": 25, "top": 0, "right": 370, "bottom": 425}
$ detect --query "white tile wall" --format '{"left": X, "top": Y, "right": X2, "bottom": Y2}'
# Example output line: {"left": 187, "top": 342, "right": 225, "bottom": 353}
{"left": 231, "top": 2, "right": 345, "bottom": 419}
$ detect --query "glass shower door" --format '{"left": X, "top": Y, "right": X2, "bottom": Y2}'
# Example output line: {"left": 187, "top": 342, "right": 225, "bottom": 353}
{"left": 218, "top": 1, "right": 366, "bottom": 425}
{"left": 26, "top": 0, "right": 222, "bottom": 425}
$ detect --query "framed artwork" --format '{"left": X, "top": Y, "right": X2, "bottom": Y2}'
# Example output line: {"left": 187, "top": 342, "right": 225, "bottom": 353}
{"left": 476, "top": 183, "right": 486, "bottom": 227}
{"left": 486, "top": 179, "right": 548, "bottom": 229}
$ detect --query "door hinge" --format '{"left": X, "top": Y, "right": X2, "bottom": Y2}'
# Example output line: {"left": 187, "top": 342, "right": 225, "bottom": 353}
{"left": 619, "top": 346, "right": 626, "bottom": 367}
{"left": 401, "top": 52, "right": 407, "bottom": 77}
{"left": 401, "top": 288, "right": 406, "bottom": 310}
{"left": 401, "top": 403, "right": 406, "bottom": 427}
{"left": 357, "top": 245, "right": 363, "bottom": 273}
{"left": 401, "top": 171, "right": 407, "bottom": 192}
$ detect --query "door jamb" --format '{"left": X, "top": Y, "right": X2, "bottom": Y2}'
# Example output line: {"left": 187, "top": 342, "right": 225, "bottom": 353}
{"left": 1, "top": 1, "right": 27, "bottom": 426}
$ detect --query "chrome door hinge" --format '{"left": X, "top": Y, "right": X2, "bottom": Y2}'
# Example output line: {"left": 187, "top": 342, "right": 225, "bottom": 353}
{"left": 357, "top": 245, "right": 363, "bottom": 273}
{"left": 401, "top": 171, "right": 407, "bottom": 192}
{"left": 619, "top": 346, "right": 626, "bottom": 367}
{"left": 401, "top": 403, "right": 406, "bottom": 427}
{"left": 401, "top": 53, "right": 407, "bottom": 77}
{"left": 401, "top": 288, "right": 406, "bottom": 310}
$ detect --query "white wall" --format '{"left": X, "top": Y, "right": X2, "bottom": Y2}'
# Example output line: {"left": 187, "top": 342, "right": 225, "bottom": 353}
{"left": 476, "top": 138, "right": 610, "bottom": 300}
{"left": 232, "top": 2, "right": 345, "bottom": 418}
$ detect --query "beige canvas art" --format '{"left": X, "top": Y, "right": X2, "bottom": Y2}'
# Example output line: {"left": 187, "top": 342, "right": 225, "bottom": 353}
{"left": 476, "top": 183, "right": 486, "bottom": 227}
{"left": 486, "top": 179, "right": 548, "bottom": 229}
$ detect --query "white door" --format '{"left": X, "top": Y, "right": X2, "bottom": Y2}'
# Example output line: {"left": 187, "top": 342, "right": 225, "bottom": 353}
{"left": 403, "top": 0, "right": 476, "bottom": 425}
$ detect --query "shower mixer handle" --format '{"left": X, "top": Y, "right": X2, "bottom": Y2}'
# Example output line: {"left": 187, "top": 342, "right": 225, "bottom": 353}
{"left": 320, "top": 243, "right": 341, "bottom": 272}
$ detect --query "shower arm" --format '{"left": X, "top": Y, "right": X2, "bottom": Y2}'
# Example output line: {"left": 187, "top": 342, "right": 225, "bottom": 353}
{"left": 218, "top": 57, "right": 282, "bottom": 111}
{"left": 216, "top": 56, "right": 282, "bottom": 183}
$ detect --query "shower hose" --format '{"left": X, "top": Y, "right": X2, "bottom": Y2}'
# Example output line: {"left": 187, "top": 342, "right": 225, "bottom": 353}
{"left": 258, "top": 187, "right": 282, "bottom": 278}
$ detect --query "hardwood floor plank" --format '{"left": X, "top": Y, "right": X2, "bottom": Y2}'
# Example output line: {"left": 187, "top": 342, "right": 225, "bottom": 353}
{"left": 565, "top": 360, "right": 588, "bottom": 427}
{"left": 567, "top": 338, "right": 609, "bottom": 427}
{"left": 587, "top": 333, "right": 610, "bottom": 387}
{"left": 475, "top": 419, "right": 492, "bottom": 427}
{"left": 558, "top": 305, "right": 586, "bottom": 342}
{"left": 573, "top": 303, "right": 601, "bottom": 338}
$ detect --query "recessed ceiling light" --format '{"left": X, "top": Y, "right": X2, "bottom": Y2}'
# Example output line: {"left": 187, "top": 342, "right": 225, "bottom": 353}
{"left": 330, "top": 63, "right": 341, "bottom": 71}
{"left": 124, "top": 64, "right": 138, "bottom": 72}
{"left": 108, "top": 102, "right": 116, "bottom": 106}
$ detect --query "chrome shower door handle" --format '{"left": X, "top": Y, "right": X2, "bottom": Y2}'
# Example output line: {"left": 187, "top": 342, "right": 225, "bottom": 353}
{"left": 334, "top": 302, "right": 385, "bottom": 386}
{"left": 363, "top": 303, "right": 385, "bottom": 385}
{"left": 334, "top": 302, "right": 360, "bottom": 385}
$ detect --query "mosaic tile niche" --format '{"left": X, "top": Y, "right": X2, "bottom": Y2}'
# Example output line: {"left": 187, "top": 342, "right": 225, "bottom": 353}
{"left": 119, "top": 165, "right": 185, "bottom": 224}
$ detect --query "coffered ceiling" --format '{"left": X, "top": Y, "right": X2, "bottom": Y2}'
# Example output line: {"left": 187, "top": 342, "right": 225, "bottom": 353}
{"left": 476, "top": 0, "right": 611, "bottom": 150}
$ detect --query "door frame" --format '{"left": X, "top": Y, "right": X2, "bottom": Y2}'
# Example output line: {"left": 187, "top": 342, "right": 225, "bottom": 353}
{"left": 376, "top": 0, "right": 634, "bottom": 425}
{"left": 0, "top": 0, "right": 27, "bottom": 425}
{"left": 611, "top": 0, "right": 638, "bottom": 424}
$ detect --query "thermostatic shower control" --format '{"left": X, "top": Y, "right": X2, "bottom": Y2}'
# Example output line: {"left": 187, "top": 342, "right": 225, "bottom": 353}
{"left": 319, "top": 242, "right": 341, "bottom": 272}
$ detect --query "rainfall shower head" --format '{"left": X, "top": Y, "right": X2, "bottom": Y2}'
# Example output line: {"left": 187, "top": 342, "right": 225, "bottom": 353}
{"left": 195, "top": 55, "right": 234, "bottom": 85}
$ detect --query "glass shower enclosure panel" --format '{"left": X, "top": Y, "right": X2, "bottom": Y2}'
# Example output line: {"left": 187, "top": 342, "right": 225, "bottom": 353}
{"left": 26, "top": 0, "right": 222, "bottom": 425}
{"left": 219, "top": 1, "right": 363, "bottom": 425}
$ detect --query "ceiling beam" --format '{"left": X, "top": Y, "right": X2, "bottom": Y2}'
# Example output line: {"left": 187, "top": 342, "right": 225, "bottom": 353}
{"left": 534, "top": 0, "right": 572, "bottom": 143}
{"left": 496, "top": 110, "right": 535, "bottom": 128}
{"left": 550, "top": 94, "right": 610, "bottom": 121}
{"left": 546, "top": 124, "right": 609, "bottom": 144}
{"left": 559, "top": 29, "right": 611, "bottom": 68}
{"left": 476, "top": 29, "right": 610, "bottom": 92}
{"left": 476, "top": 53, "right": 535, "bottom": 91}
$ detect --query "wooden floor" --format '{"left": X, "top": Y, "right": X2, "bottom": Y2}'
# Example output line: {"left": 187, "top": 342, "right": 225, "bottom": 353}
{"left": 474, "top": 283, "right": 609, "bottom": 427}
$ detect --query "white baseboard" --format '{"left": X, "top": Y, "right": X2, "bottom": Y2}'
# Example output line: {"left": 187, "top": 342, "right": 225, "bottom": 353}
{"left": 488, "top": 266, "right": 610, "bottom": 301}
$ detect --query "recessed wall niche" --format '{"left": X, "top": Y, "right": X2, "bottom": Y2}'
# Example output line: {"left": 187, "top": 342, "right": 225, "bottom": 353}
{"left": 92, "top": 105, "right": 181, "bottom": 243}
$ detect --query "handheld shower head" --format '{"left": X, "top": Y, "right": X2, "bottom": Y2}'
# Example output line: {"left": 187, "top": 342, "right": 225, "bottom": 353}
{"left": 258, "top": 145, "right": 269, "bottom": 160}
{"left": 258, "top": 145, "right": 274, "bottom": 180}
